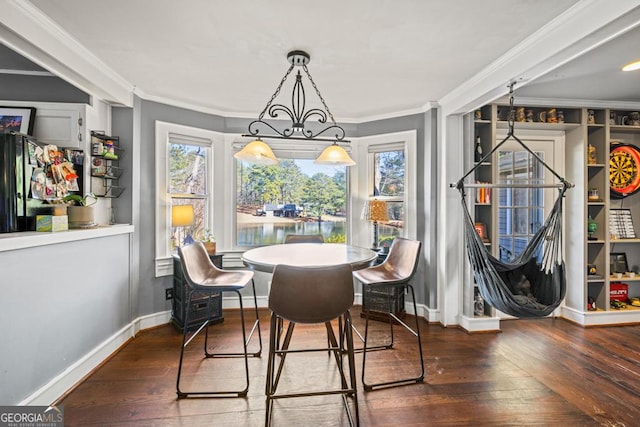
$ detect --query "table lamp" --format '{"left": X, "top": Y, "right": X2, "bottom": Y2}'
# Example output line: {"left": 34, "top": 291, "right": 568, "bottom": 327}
{"left": 362, "top": 199, "right": 388, "bottom": 249}
{"left": 172, "top": 204, "right": 195, "bottom": 247}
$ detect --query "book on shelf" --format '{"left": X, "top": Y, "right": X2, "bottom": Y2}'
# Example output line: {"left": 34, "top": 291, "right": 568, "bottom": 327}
{"left": 475, "top": 181, "right": 491, "bottom": 204}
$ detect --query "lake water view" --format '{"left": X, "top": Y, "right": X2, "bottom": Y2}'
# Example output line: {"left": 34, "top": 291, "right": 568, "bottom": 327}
{"left": 236, "top": 215, "right": 399, "bottom": 246}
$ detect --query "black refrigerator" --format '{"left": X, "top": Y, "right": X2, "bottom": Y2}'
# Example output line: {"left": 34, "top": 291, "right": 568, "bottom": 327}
{"left": 0, "top": 132, "right": 45, "bottom": 232}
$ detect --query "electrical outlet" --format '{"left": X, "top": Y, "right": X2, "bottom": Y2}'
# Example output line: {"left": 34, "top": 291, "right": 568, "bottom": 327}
{"left": 165, "top": 288, "right": 173, "bottom": 300}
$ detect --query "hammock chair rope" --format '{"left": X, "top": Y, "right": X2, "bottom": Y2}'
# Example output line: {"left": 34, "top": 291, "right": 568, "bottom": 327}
{"left": 455, "top": 82, "right": 573, "bottom": 318}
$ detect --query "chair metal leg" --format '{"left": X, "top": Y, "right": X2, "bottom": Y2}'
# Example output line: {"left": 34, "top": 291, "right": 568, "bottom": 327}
{"left": 265, "top": 311, "right": 360, "bottom": 427}
{"left": 176, "top": 283, "right": 262, "bottom": 399}
{"left": 362, "top": 283, "right": 424, "bottom": 391}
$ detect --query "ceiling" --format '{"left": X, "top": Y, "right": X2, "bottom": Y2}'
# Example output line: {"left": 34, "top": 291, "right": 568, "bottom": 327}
{"left": 3, "top": 0, "right": 640, "bottom": 120}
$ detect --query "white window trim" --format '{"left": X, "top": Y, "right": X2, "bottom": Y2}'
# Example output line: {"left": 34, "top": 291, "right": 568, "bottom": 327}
{"left": 154, "top": 121, "right": 224, "bottom": 277}
{"left": 351, "top": 130, "right": 417, "bottom": 249}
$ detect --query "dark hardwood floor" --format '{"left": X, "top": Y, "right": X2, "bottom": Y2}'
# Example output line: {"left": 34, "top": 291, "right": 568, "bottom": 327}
{"left": 57, "top": 308, "right": 640, "bottom": 426}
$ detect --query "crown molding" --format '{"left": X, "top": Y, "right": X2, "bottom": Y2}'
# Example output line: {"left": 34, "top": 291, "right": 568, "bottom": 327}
{"left": 0, "top": 0, "right": 133, "bottom": 106}
{"left": 438, "top": 0, "right": 640, "bottom": 117}
{"left": 136, "top": 86, "right": 432, "bottom": 124}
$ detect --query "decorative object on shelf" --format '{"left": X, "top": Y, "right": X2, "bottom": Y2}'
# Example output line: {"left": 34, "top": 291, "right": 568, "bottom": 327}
{"left": 588, "top": 188, "right": 601, "bottom": 202}
{"left": 587, "top": 264, "right": 597, "bottom": 275}
{"left": 609, "top": 209, "right": 636, "bottom": 239}
{"left": 610, "top": 282, "right": 629, "bottom": 304}
{"left": 610, "top": 252, "right": 629, "bottom": 274}
{"left": 587, "top": 215, "right": 597, "bottom": 240}
{"left": 474, "top": 290, "right": 485, "bottom": 316}
{"left": 236, "top": 50, "right": 354, "bottom": 167}
{"left": 546, "top": 108, "right": 557, "bottom": 123}
{"left": 515, "top": 107, "right": 525, "bottom": 122}
{"left": 609, "top": 142, "right": 640, "bottom": 198}
{"left": 172, "top": 204, "right": 194, "bottom": 247}
{"left": 587, "top": 296, "right": 597, "bottom": 311}
{"left": 526, "top": 109, "right": 533, "bottom": 122}
{"left": 474, "top": 135, "right": 483, "bottom": 162}
{"left": 474, "top": 109, "right": 482, "bottom": 120}
{"left": 610, "top": 111, "right": 616, "bottom": 125}
{"left": 200, "top": 228, "right": 216, "bottom": 255}
{"left": 588, "top": 144, "right": 597, "bottom": 164}
{"left": 362, "top": 199, "right": 388, "bottom": 249}
{"left": 630, "top": 111, "right": 640, "bottom": 126}
{"left": 62, "top": 193, "right": 97, "bottom": 229}
{"left": 474, "top": 222, "right": 489, "bottom": 243}
{"left": 587, "top": 109, "right": 595, "bottom": 124}
{"left": 557, "top": 110, "right": 565, "bottom": 124}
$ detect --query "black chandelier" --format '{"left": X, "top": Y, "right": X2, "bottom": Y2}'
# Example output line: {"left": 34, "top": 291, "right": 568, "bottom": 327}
{"left": 235, "top": 50, "right": 354, "bottom": 166}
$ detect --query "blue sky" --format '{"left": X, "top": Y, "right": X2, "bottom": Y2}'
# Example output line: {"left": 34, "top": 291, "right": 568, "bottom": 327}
{"left": 296, "top": 159, "right": 344, "bottom": 177}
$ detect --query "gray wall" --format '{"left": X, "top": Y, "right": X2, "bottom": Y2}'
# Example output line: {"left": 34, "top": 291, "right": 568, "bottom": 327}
{"left": 122, "top": 99, "right": 436, "bottom": 318}
{"left": 0, "top": 45, "right": 90, "bottom": 104}
{"left": 0, "top": 234, "right": 132, "bottom": 404}
{"left": 356, "top": 112, "right": 436, "bottom": 308}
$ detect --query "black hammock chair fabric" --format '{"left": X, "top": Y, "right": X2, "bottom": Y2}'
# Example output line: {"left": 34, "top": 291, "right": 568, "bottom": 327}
{"left": 455, "top": 125, "right": 572, "bottom": 318}
{"left": 459, "top": 185, "right": 568, "bottom": 317}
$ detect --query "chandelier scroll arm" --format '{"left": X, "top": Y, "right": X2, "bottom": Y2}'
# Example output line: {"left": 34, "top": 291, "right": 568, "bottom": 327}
{"left": 257, "top": 63, "right": 295, "bottom": 121}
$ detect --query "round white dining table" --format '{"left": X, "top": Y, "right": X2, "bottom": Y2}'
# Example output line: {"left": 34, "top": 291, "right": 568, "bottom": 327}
{"left": 241, "top": 243, "right": 377, "bottom": 273}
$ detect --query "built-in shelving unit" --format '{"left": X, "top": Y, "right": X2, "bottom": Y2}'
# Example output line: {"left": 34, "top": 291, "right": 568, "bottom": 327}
{"left": 565, "top": 108, "right": 640, "bottom": 326}
{"left": 464, "top": 103, "right": 640, "bottom": 330}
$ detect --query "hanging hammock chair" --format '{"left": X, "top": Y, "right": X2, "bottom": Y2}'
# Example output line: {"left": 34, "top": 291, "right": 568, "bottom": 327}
{"left": 454, "top": 85, "right": 573, "bottom": 318}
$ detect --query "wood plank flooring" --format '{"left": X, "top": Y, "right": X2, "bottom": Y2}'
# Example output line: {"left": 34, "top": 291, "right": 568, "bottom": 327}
{"left": 57, "top": 308, "right": 640, "bottom": 426}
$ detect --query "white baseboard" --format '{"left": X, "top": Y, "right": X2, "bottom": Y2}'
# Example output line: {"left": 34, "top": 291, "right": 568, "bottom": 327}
{"left": 20, "top": 311, "right": 171, "bottom": 406}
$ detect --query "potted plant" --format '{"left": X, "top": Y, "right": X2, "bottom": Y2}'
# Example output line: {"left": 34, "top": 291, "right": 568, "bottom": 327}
{"left": 201, "top": 229, "right": 216, "bottom": 255}
{"left": 63, "top": 193, "right": 97, "bottom": 228}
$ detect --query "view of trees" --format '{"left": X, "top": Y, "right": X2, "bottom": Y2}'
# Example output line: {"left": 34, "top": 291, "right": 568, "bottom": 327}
{"left": 236, "top": 160, "right": 347, "bottom": 216}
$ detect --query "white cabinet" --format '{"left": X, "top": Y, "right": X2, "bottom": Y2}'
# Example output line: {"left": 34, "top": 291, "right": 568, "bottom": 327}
{"left": 32, "top": 104, "right": 85, "bottom": 148}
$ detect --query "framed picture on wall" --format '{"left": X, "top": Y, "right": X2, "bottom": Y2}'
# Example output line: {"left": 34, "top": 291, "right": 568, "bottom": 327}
{"left": 0, "top": 106, "right": 37, "bottom": 135}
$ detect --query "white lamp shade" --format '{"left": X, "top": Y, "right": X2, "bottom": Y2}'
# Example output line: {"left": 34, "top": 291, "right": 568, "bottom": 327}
{"left": 171, "top": 204, "right": 194, "bottom": 227}
{"left": 234, "top": 139, "right": 279, "bottom": 165}
{"left": 314, "top": 143, "right": 355, "bottom": 166}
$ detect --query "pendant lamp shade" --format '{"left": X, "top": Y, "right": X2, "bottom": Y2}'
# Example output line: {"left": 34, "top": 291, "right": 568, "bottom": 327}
{"left": 234, "top": 139, "right": 279, "bottom": 165}
{"left": 314, "top": 143, "right": 355, "bottom": 166}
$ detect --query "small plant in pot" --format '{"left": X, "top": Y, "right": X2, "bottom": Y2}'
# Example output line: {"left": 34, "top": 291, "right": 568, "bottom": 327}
{"left": 200, "top": 229, "right": 216, "bottom": 255}
{"left": 63, "top": 193, "right": 98, "bottom": 229}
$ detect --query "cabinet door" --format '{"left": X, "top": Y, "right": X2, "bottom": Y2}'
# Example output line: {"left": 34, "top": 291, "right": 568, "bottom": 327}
{"left": 32, "top": 107, "right": 84, "bottom": 148}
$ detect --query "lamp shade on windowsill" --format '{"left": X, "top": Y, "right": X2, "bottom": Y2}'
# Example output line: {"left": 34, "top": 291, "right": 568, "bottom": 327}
{"left": 171, "top": 205, "right": 195, "bottom": 227}
{"left": 234, "top": 139, "right": 279, "bottom": 165}
{"left": 314, "top": 143, "right": 356, "bottom": 166}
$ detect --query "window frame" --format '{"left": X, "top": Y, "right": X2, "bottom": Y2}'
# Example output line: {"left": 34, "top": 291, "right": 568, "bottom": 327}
{"left": 351, "top": 130, "right": 417, "bottom": 249}
{"left": 154, "top": 121, "right": 223, "bottom": 276}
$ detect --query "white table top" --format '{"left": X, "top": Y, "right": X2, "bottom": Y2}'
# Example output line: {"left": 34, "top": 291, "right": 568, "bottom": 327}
{"left": 242, "top": 243, "right": 377, "bottom": 273}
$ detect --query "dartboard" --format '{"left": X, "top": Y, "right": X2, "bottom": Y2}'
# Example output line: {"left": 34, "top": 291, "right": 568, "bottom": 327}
{"left": 610, "top": 144, "right": 640, "bottom": 198}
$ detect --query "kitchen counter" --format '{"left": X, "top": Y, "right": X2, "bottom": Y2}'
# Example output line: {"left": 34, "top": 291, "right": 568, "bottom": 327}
{"left": 0, "top": 224, "right": 134, "bottom": 252}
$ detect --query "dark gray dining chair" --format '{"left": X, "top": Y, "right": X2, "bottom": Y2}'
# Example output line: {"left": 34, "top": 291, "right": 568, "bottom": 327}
{"left": 283, "top": 233, "right": 324, "bottom": 244}
{"left": 176, "top": 241, "right": 262, "bottom": 398}
{"left": 352, "top": 237, "right": 424, "bottom": 391}
{"left": 265, "top": 263, "right": 359, "bottom": 426}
